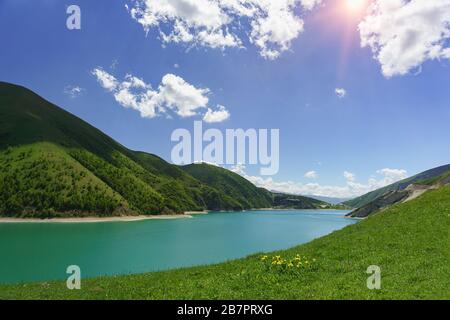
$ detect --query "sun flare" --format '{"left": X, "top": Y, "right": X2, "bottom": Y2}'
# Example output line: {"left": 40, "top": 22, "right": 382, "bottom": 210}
{"left": 345, "top": 0, "right": 367, "bottom": 13}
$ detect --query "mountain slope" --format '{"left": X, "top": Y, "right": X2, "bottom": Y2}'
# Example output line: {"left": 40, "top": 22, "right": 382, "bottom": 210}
{"left": 344, "top": 164, "right": 450, "bottom": 208}
{"left": 346, "top": 169, "right": 450, "bottom": 218}
{"left": 181, "top": 164, "right": 333, "bottom": 210}
{"left": 0, "top": 82, "right": 325, "bottom": 217}
{"left": 181, "top": 163, "right": 273, "bottom": 210}
{"left": 270, "top": 192, "right": 328, "bottom": 209}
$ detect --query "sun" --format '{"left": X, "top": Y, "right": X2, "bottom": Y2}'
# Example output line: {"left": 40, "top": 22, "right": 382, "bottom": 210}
{"left": 345, "top": 0, "right": 367, "bottom": 13}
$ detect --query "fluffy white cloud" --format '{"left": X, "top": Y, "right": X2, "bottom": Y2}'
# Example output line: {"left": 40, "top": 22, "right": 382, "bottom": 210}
{"left": 128, "top": 0, "right": 322, "bottom": 59}
{"left": 359, "top": 0, "right": 450, "bottom": 77}
{"left": 335, "top": 88, "right": 346, "bottom": 98}
{"left": 304, "top": 170, "right": 317, "bottom": 179}
{"left": 159, "top": 73, "right": 211, "bottom": 117}
{"left": 203, "top": 105, "right": 230, "bottom": 123}
{"left": 63, "top": 85, "right": 85, "bottom": 98}
{"left": 343, "top": 171, "right": 356, "bottom": 182}
{"left": 374, "top": 168, "right": 408, "bottom": 185}
{"left": 232, "top": 166, "right": 408, "bottom": 199}
{"left": 300, "top": 0, "right": 322, "bottom": 11}
{"left": 92, "top": 68, "right": 230, "bottom": 121}
{"left": 91, "top": 69, "right": 118, "bottom": 91}
{"left": 248, "top": 1, "right": 305, "bottom": 59}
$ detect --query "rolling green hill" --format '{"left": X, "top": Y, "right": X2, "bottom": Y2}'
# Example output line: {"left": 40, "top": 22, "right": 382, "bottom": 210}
{"left": 271, "top": 192, "right": 328, "bottom": 209}
{"left": 344, "top": 164, "right": 450, "bottom": 208}
{"left": 0, "top": 82, "right": 321, "bottom": 217}
{"left": 1, "top": 175, "right": 447, "bottom": 299}
{"left": 181, "top": 163, "right": 273, "bottom": 209}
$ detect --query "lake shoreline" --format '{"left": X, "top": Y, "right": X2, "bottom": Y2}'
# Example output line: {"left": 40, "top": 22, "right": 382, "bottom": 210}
{"left": 0, "top": 208, "right": 351, "bottom": 224}
{"left": 0, "top": 214, "right": 194, "bottom": 224}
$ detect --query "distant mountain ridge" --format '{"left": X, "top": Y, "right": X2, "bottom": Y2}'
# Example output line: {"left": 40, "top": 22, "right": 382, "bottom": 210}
{"left": 344, "top": 164, "right": 450, "bottom": 208}
{"left": 0, "top": 82, "right": 325, "bottom": 217}
{"left": 308, "top": 195, "right": 350, "bottom": 205}
{"left": 346, "top": 166, "right": 450, "bottom": 218}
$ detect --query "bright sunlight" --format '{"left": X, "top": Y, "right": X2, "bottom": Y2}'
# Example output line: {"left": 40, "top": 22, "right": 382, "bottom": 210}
{"left": 345, "top": 0, "right": 368, "bottom": 13}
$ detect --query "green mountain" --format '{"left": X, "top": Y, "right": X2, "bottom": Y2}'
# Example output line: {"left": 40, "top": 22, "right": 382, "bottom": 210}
{"left": 181, "top": 165, "right": 330, "bottom": 209}
{"left": 346, "top": 168, "right": 450, "bottom": 218}
{"left": 0, "top": 82, "right": 321, "bottom": 217}
{"left": 181, "top": 163, "right": 273, "bottom": 209}
{"left": 270, "top": 192, "right": 328, "bottom": 209}
{"left": 344, "top": 164, "right": 450, "bottom": 208}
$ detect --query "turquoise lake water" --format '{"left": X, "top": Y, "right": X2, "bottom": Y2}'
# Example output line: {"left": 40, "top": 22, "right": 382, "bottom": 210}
{"left": 0, "top": 210, "right": 356, "bottom": 284}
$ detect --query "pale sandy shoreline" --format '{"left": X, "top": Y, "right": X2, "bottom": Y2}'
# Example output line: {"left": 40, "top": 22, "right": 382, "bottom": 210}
{"left": 0, "top": 208, "right": 351, "bottom": 224}
{"left": 184, "top": 210, "right": 209, "bottom": 215}
{"left": 0, "top": 214, "right": 195, "bottom": 224}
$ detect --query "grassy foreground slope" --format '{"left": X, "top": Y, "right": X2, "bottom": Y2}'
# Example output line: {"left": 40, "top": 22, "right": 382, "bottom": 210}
{"left": 1, "top": 185, "right": 448, "bottom": 299}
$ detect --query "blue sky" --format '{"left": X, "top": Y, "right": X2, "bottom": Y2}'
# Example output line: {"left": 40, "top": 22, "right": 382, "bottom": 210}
{"left": 0, "top": 0, "right": 449, "bottom": 198}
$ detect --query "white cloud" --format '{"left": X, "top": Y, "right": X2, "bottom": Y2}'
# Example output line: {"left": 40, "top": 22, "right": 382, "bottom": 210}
{"left": 304, "top": 170, "right": 317, "bottom": 179}
{"left": 359, "top": 0, "right": 450, "bottom": 77}
{"left": 232, "top": 166, "right": 408, "bottom": 199}
{"left": 203, "top": 105, "right": 230, "bottom": 123}
{"left": 92, "top": 68, "right": 229, "bottom": 121}
{"left": 343, "top": 171, "right": 356, "bottom": 182}
{"left": 64, "top": 85, "right": 85, "bottom": 98}
{"left": 159, "top": 73, "right": 210, "bottom": 117}
{"left": 300, "top": 0, "right": 322, "bottom": 11}
{"left": 248, "top": 1, "right": 305, "bottom": 60}
{"left": 375, "top": 168, "right": 408, "bottom": 184}
{"left": 335, "top": 88, "right": 347, "bottom": 98}
{"left": 230, "top": 163, "right": 247, "bottom": 175}
{"left": 91, "top": 68, "right": 118, "bottom": 91}
{"left": 128, "top": 0, "right": 322, "bottom": 60}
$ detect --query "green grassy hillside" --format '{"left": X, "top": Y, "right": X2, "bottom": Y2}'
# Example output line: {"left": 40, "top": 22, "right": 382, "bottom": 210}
{"left": 344, "top": 164, "right": 450, "bottom": 208}
{"left": 0, "top": 82, "right": 323, "bottom": 217}
{"left": 0, "top": 143, "right": 132, "bottom": 217}
{"left": 414, "top": 170, "right": 450, "bottom": 186}
{"left": 181, "top": 163, "right": 273, "bottom": 209}
{"left": 271, "top": 193, "right": 327, "bottom": 209}
{"left": 1, "top": 182, "right": 447, "bottom": 299}
{"left": 0, "top": 82, "right": 272, "bottom": 216}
